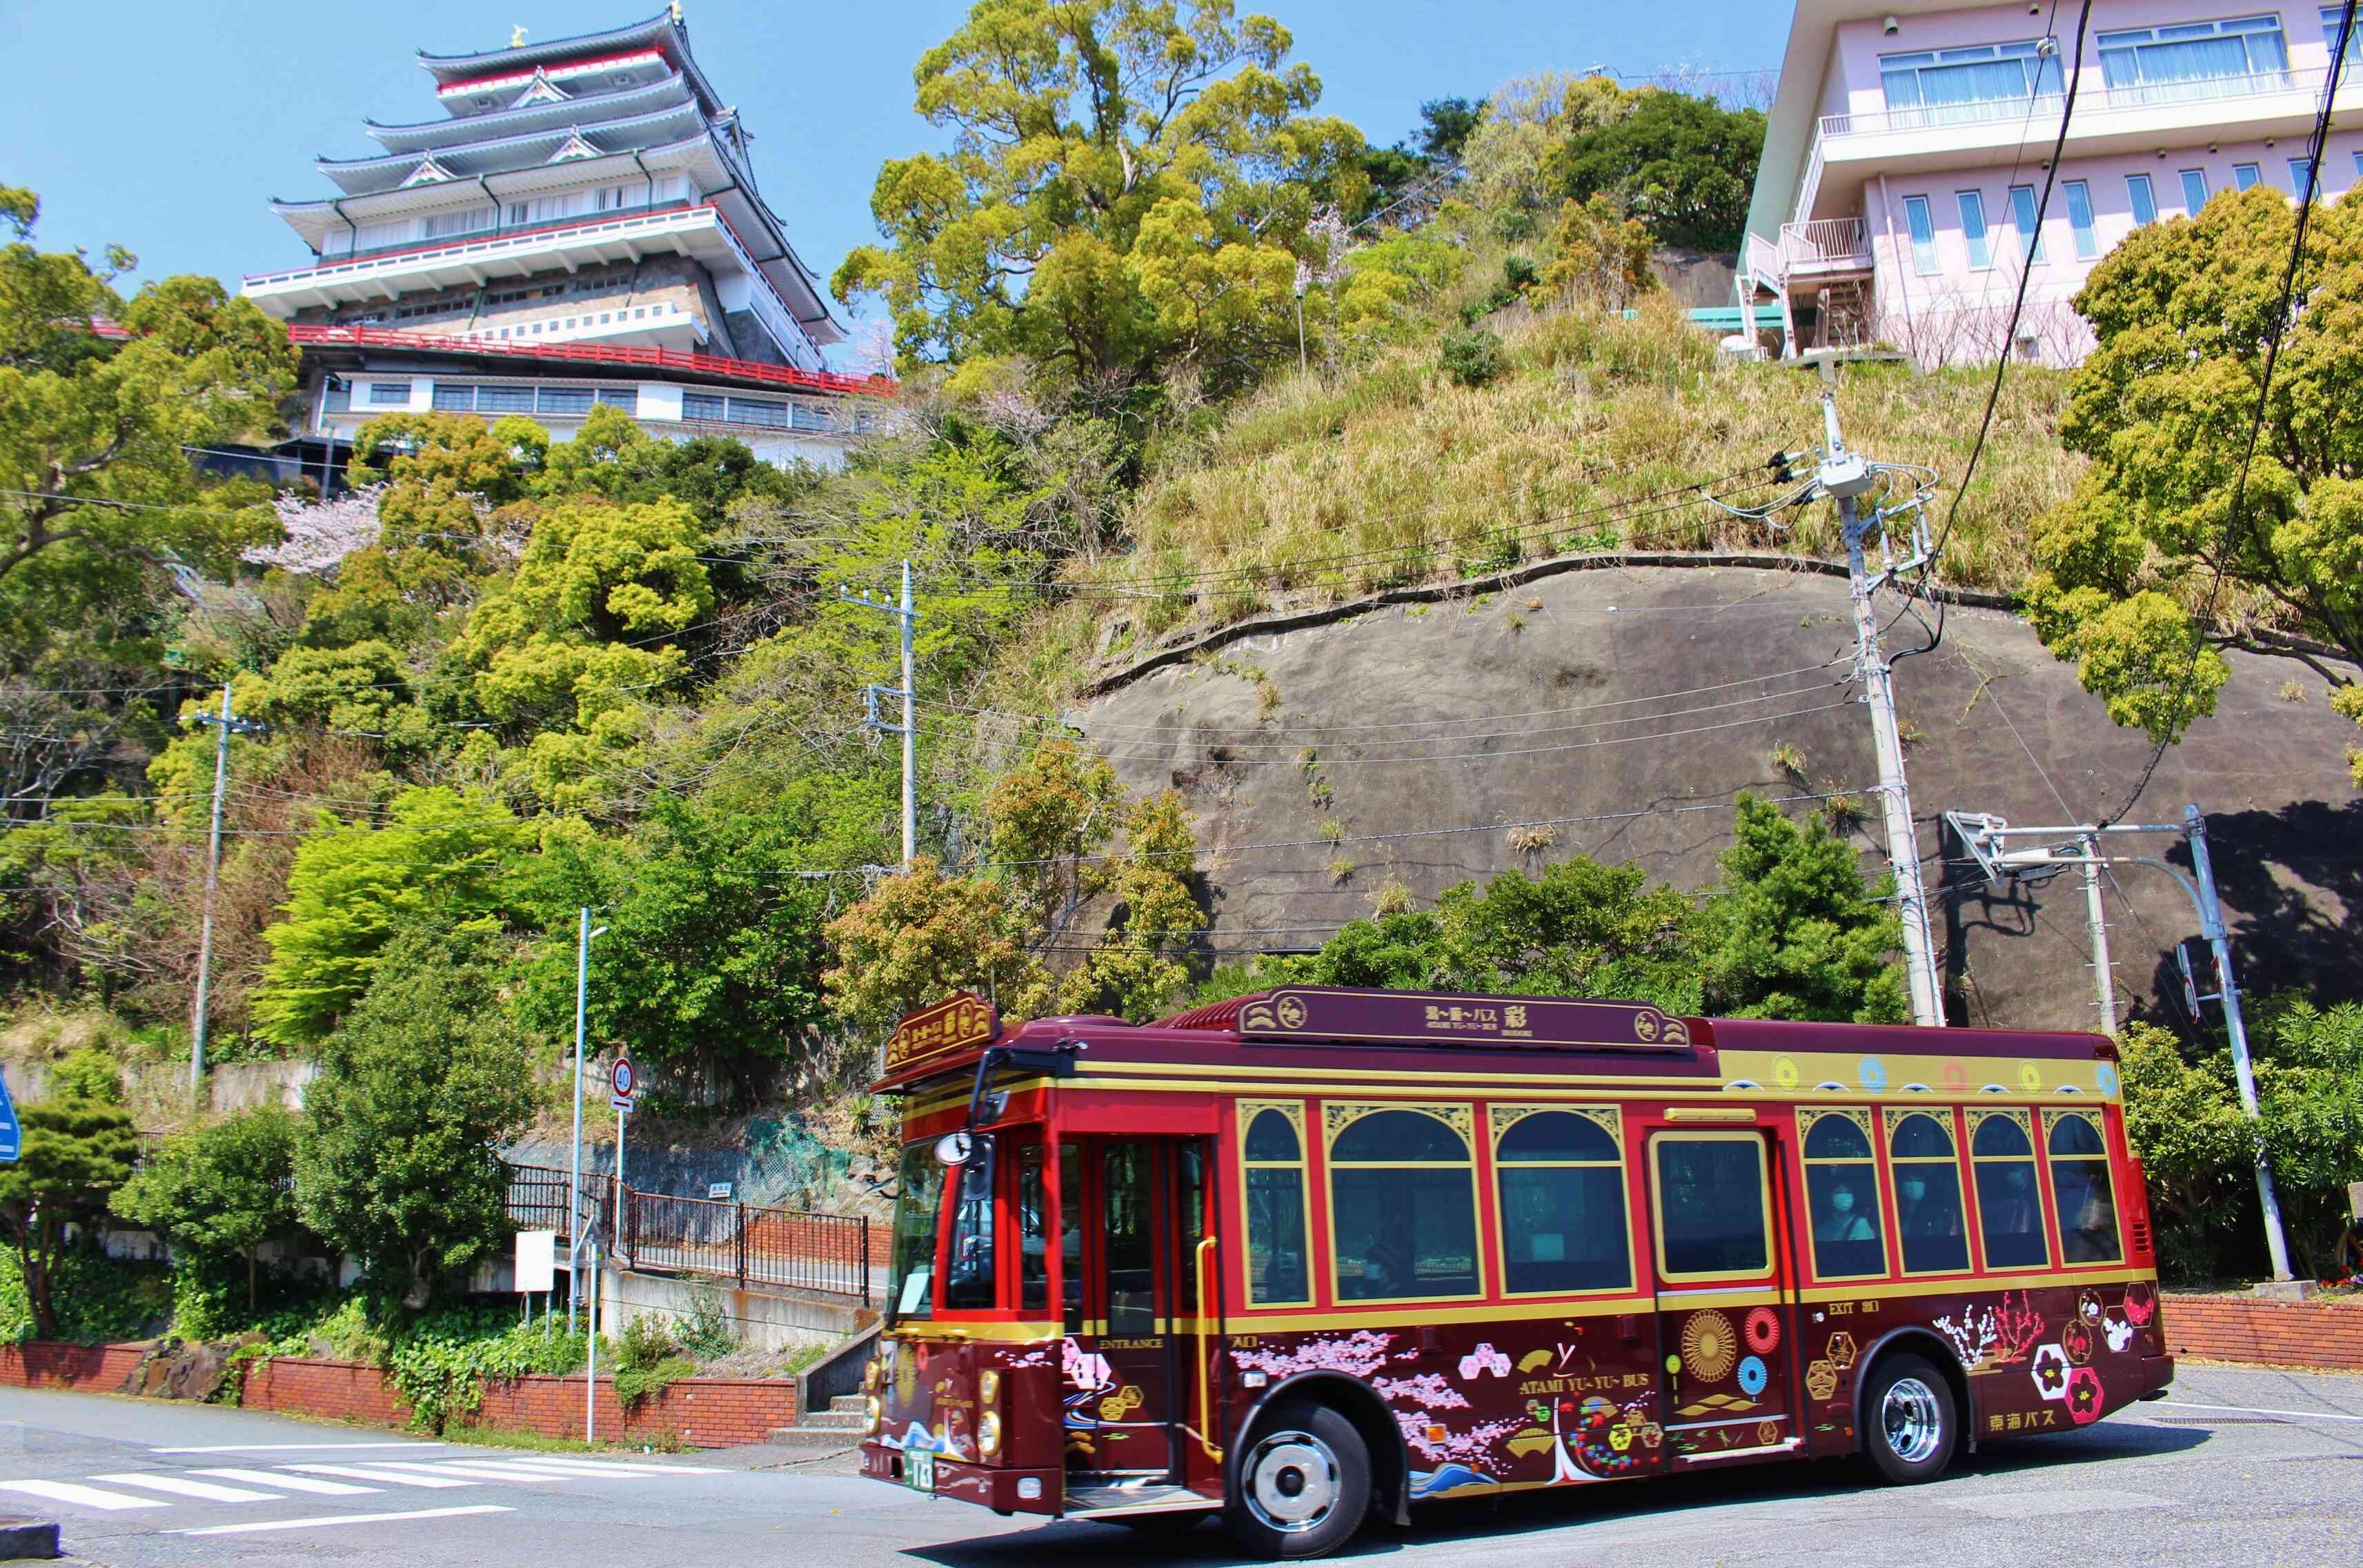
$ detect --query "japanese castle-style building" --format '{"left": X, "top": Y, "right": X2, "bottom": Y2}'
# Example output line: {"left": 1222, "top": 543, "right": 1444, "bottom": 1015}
{"left": 240, "top": 7, "right": 885, "bottom": 482}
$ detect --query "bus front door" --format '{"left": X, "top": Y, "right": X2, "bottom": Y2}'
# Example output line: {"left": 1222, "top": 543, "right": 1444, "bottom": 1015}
{"left": 1645, "top": 1128, "right": 1801, "bottom": 1470}
{"left": 1062, "top": 1136, "right": 1215, "bottom": 1489}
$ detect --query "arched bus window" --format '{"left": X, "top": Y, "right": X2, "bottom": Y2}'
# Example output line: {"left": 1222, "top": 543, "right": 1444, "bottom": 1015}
{"left": 1888, "top": 1111, "right": 1970, "bottom": 1274}
{"left": 1970, "top": 1109, "right": 2050, "bottom": 1270}
{"left": 2044, "top": 1110, "right": 2123, "bottom": 1264}
{"left": 1327, "top": 1106, "right": 1481, "bottom": 1301}
{"left": 1493, "top": 1107, "right": 1631, "bottom": 1295}
{"left": 1240, "top": 1103, "right": 1311, "bottom": 1307}
{"left": 1800, "top": 1111, "right": 1886, "bottom": 1280}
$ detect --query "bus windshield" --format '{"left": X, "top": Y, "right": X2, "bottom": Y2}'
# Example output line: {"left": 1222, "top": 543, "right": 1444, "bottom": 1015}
{"left": 886, "top": 1141, "right": 945, "bottom": 1323}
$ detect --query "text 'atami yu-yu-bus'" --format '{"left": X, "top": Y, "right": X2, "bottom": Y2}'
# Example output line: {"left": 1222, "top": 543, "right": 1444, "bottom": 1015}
{"left": 857, "top": 986, "right": 2168, "bottom": 1559}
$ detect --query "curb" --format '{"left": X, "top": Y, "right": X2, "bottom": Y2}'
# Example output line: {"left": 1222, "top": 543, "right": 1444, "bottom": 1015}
{"left": 0, "top": 1517, "right": 60, "bottom": 1560}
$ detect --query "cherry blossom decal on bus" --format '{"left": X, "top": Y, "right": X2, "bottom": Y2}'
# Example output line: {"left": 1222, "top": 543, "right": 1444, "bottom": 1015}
{"left": 1935, "top": 1291, "right": 2044, "bottom": 1371}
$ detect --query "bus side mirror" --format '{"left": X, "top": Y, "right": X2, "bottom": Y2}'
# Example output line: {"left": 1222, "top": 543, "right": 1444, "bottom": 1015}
{"left": 936, "top": 1129, "right": 976, "bottom": 1167}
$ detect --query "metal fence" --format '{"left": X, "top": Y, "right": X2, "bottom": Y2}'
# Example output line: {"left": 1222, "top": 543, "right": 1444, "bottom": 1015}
{"left": 503, "top": 1162, "right": 871, "bottom": 1306}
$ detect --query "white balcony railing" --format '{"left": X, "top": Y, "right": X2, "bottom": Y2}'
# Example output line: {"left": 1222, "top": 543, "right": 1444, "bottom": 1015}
{"left": 1746, "top": 219, "right": 1871, "bottom": 292}
{"left": 1818, "top": 63, "right": 2353, "bottom": 141}
{"left": 1782, "top": 217, "right": 1872, "bottom": 269}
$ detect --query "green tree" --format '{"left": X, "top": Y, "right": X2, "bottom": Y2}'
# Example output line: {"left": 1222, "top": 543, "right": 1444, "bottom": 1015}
{"left": 833, "top": 0, "right": 1367, "bottom": 388}
{"left": 824, "top": 857, "right": 1053, "bottom": 1031}
{"left": 1061, "top": 788, "right": 1205, "bottom": 1020}
{"left": 253, "top": 786, "right": 521, "bottom": 1047}
{"left": 2025, "top": 187, "right": 2363, "bottom": 780}
{"left": 1699, "top": 793, "right": 1906, "bottom": 1023}
{"left": 112, "top": 1106, "right": 304, "bottom": 1314}
{"left": 516, "top": 795, "right": 836, "bottom": 1107}
{"left": 1546, "top": 89, "right": 1765, "bottom": 251}
{"left": 1532, "top": 195, "right": 1659, "bottom": 306}
{"left": 293, "top": 923, "right": 533, "bottom": 1300}
{"left": 0, "top": 187, "right": 296, "bottom": 596}
{"left": 0, "top": 1048, "right": 137, "bottom": 1338}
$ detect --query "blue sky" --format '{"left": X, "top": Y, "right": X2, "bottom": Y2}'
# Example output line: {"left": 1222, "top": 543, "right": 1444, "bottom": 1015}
{"left": 0, "top": 1, "right": 1786, "bottom": 365}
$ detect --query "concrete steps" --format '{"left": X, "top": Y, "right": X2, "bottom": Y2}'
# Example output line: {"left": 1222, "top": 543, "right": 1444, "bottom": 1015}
{"left": 767, "top": 1394, "right": 868, "bottom": 1449}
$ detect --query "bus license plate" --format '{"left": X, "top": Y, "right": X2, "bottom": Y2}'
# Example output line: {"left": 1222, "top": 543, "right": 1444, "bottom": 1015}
{"left": 904, "top": 1450, "right": 936, "bottom": 1492}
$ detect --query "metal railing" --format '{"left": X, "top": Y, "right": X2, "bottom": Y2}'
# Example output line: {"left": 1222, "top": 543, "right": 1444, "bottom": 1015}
{"left": 1780, "top": 217, "right": 1872, "bottom": 269}
{"left": 1817, "top": 63, "right": 2355, "bottom": 141}
{"left": 503, "top": 1162, "right": 872, "bottom": 1305}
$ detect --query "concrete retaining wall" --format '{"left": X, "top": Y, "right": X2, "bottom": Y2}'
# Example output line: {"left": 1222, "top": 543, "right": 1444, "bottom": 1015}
{"left": 2163, "top": 1292, "right": 2363, "bottom": 1372}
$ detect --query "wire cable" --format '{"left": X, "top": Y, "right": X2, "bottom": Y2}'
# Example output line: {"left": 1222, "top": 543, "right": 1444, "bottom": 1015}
{"left": 1910, "top": 0, "right": 2095, "bottom": 664}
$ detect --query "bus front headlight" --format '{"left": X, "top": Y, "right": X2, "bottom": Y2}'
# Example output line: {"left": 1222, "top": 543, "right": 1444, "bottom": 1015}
{"left": 978, "top": 1411, "right": 1002, "bottom": 1456}
{"left": 866, "top": 1395, "right": 883, "bottom": 1432}
{"left": 978, "top": 1369, "right": 1000, "bottom": 1404}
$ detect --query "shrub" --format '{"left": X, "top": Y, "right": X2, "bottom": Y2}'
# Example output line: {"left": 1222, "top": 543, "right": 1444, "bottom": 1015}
{"left": 1438, "top": 328, "right": 1508, "bottom": 389}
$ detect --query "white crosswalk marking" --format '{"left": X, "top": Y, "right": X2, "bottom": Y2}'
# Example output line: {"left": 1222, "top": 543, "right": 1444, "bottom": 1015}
{"left": 193, "top": 1467, "right": 382, "bottom": 1496}
{"left": 282, "top": 1462, "right": 477, "bottom": 1489}
{"left": 174, "top": 1504, "right": 512, "bottom": 1536}
{"left": 497, "top": 1458, "right": 721, "bottom": 1476}
{"left": 0, "top": 1478, "right": 168, "bottom": 1511}
{"left": 381, "top": 1461, "right": 578, "bottom": 1482}
{"left": 90, "top": 1472, "right": 282, "bottom": 1502}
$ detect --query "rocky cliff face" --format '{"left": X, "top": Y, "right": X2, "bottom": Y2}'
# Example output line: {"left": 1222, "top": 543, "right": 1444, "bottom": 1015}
{"left": 1074, "top": 564, "right": 2361, "bottom": 1031}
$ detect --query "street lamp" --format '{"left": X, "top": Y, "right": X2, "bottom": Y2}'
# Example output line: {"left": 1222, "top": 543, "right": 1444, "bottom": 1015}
{"left": 566, "top": 907, "right": 609, "bottom": 1333}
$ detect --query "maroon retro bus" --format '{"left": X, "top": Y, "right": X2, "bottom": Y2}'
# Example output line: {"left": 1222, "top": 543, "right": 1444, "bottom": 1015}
{"left": 858, "top": 986, "right": 2168, "bottom": 1558}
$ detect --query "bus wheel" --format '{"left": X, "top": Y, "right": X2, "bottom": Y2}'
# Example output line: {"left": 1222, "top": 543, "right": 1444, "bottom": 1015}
{"left": 1224, "top": 1400, "right": 1371, "bottom": 1560}
{"left": 1862, "top": 1351, "right": 1958, "bottom": 1485}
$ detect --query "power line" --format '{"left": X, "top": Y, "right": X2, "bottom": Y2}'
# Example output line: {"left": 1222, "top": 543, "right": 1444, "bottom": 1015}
{"left": 2100, "top": 0, "right": 2354, "bottom": 828}
{"left": 1911, "top": 0, "right": 2094, "bottom": 664}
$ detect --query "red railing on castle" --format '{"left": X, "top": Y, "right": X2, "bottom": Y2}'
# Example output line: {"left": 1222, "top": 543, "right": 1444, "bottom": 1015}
{"left": 285, "top": 324, "right": 897, "bottom": 399}
{"left": 504, "top": 1162, "right": 873, "bottom": 1306}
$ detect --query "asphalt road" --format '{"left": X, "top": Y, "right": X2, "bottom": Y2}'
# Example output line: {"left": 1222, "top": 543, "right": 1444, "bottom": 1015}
{"left": 1, "top": 1362, "right": 2353, "bottom": 1567}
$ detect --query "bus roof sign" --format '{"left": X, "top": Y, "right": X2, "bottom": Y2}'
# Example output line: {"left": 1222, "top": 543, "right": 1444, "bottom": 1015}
{"left": 886, "top": 991, "right": 1001, "bottom": 1075}
{"left": 1232, "top": 986, "right": 1705, "bottom": 1052}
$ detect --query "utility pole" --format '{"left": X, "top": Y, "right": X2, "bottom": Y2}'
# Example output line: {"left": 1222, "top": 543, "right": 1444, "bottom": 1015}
{"left": 2079, "top": 834, "right": 2117, "bottom": 1034}
{"left": 188, "top": 684, "right": 264, "bottom": 1093}
{"left": 566, "top": 907, "right": 606, "bottom": 1334}
{"left": 2184, "top": 804, "right": 2293, "bottom": 1283}
{"left": 1816, "top": 395, "right": 1945, "bottom": 1026}
{"left": 844, "top": 560, "right": 918, "bottom": 869}
{"left": 1944, "top": 806, "right": 2295, "bottom": 1282}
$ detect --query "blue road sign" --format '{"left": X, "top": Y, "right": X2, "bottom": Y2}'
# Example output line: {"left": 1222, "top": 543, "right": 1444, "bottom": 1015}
{"left": 0, "top": 1066, "right": 19, "bottom": 1163}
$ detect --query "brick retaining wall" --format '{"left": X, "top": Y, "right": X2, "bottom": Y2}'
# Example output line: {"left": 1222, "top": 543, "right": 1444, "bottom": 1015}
{"left": 2162, "top": 1291, "right": 2363, "bottom": 1372}
{"left": 244, "top": 1356, "right": 796, "bottom": 1447}
{"left": 0, "top": 1343, "right": 798, "bottom": 1448}
{"left": 0, "top": 1342, "right": 149, "bottom": 1391}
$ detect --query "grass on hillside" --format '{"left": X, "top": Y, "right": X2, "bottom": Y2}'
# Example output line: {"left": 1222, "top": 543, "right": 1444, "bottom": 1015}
{"left": 1008, "top": 268, "right": 2082, "bottom": 702}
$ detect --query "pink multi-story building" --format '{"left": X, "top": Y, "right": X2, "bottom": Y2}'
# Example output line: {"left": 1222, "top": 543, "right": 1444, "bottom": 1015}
{"left": 1743, "top": 0, "right": 2362, "bottom": 364}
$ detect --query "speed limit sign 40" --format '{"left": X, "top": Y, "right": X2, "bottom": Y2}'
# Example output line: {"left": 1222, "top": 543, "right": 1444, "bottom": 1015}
{"left": 610, "top": 1056, "right": 636, "bottom": 1111}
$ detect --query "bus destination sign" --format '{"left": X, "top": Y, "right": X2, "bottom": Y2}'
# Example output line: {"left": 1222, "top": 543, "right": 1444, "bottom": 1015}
{"left": 1236, "top": 987, "right": 1703, "bottom": 1052}
{"left": 887, "top": 991, "right": 1002, "bottom": 1074}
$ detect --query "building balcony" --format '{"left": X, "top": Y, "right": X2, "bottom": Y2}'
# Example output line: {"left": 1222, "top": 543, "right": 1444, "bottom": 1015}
{"left": 244, "top": 202, "right": 818, "bottom": 365}
{"left": 1747, "top": 217, "right": 1872, "bottom": 293}
{"left": 1795, "top": 65, "right": 2359, "bottom": 220}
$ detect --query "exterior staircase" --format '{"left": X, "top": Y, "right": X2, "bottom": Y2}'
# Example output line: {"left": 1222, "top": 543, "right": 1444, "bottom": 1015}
{"left": 769, "top": 1393, "right": 868, "bottom": 1450}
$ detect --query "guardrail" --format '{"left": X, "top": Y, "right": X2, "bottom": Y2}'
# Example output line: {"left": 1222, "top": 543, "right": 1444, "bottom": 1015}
{"left": 503, "top": 1162, "right": 872, "bottom": 1305}
{"left": 286, "top": 323, "right": 896, "bottom": 399}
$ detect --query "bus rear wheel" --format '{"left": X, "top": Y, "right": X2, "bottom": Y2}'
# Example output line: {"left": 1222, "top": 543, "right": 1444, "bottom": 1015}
{"left": 1224, "top": 1400, "right": 1371, "bottom": 1560}
{"left": 1861, "top": 1351, "right": 1958, "bottom": 1485}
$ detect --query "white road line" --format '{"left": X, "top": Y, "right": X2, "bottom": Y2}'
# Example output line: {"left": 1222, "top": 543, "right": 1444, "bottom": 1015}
{"left": 282, "top": 1463, "right": 477, "bottom": 1489}
{"left": 173, "top": 1504, "right": 513, "bottom": 1536}
{"left": 507, "top": 1459, "right": 721, "bottom": 1476}
{"left": 379, "top": 1461, "right": 585, "bottom": 1482}
{"left": 90, "top": 1472, "right": 282, "bottom": 1502}
{"left": 194, "top": 1467, "right": 381, "bottom": 1496}
{"left": 422, "top": 1459, "right": 678, "bottom": 1479}
{"left": 0, "top": 1479, "right": 168, "bottom": 1511}
{"left": 2150, "top": 1399, "right": 2363, "bottom": 1423}
{"left": 154, "top": 1442, "right": 448, "bottom": 1453}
